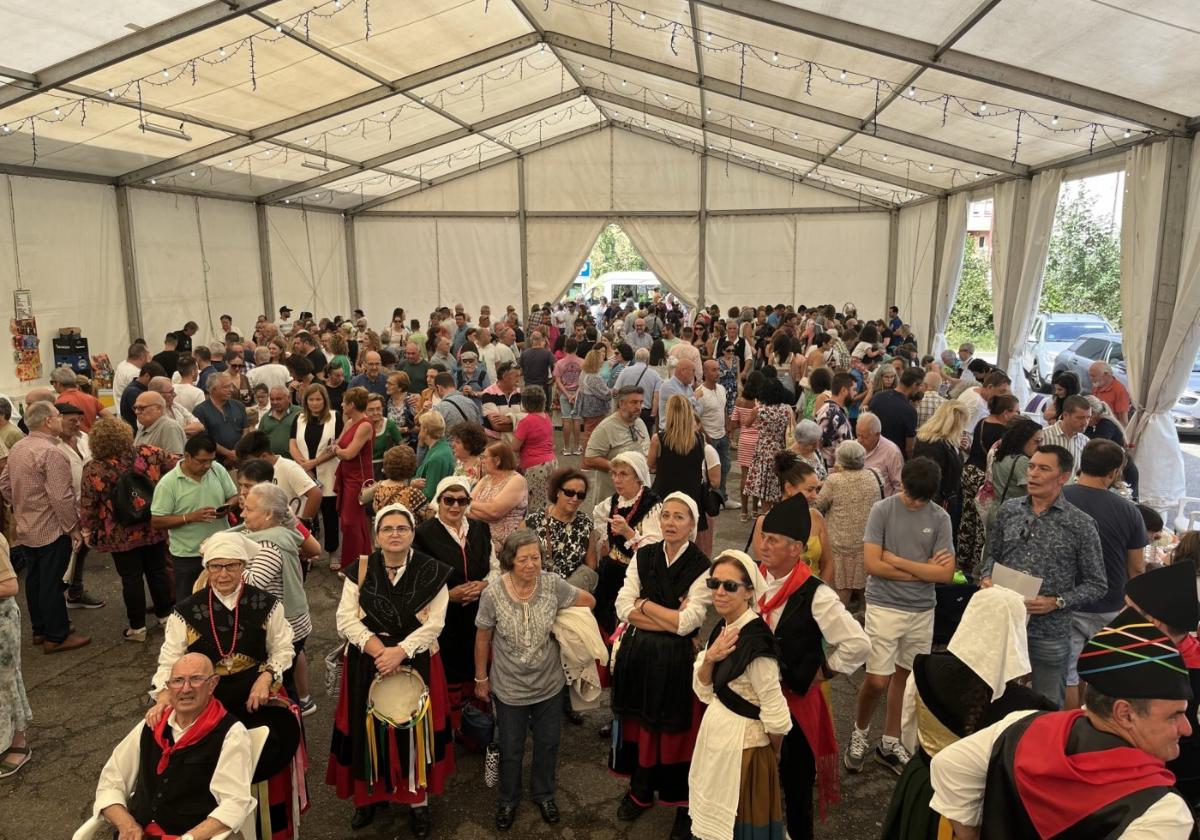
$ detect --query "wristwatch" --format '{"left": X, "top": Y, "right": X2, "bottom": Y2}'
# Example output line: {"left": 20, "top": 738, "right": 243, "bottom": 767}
{"left": 1054, "top": 596, "right": 1066, "bottom": 610}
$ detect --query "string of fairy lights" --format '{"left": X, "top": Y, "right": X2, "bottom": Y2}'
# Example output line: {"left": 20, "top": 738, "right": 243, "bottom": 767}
{"left": 0, "top": 0, "right": 1155, "bottom": 200}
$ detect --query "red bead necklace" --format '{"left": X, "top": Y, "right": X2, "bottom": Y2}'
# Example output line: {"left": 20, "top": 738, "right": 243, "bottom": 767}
{"left": 208, "top": 583, "right": 242, "bottom": 661}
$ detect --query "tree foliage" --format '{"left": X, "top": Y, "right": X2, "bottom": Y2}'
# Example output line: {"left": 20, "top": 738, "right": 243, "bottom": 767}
{"left": 947, "top": 235, "right": 994, "bottom": 346}
{"left": 1039, "top": 182, "right": 1123, "bottom": 328}
{"left": 588, "top": 224, "right": 647, "bottom": 278}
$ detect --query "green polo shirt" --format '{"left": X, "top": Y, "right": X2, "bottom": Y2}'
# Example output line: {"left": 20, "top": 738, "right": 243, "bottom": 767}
{"left": 150, "top": 461, "right": 238, "bottom": 558}
{"left": 259, "top": 405, "right": 300, "bottom": 458}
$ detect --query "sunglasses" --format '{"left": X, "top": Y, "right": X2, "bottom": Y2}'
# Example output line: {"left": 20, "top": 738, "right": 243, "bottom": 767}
{"left": 441, "top": 496, "right": 470, "bottom": 506}
{"left": 705, "top": 577, "right": 749, "bottom": 593}
{"left": 558, "top": 488, "right": 586, "bottom": 499}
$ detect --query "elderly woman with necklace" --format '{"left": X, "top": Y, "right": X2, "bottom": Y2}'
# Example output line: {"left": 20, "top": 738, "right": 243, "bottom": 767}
{"left": 609, "top": 492, "right": 713, "bottom": 840}
{"left": 414, "top": 476, "right": 496, "bottom": 731}
{"left": 690, "top": 550, "right": 792, "bottom": 840}
{"left": 474, "top": 529, "right": 596, "bottom": 830}
{"left": 327, "top": 504, "right": 455, "bottom": 838}
{"left": 590, "top": 451, "right": 662, "bottom": 637}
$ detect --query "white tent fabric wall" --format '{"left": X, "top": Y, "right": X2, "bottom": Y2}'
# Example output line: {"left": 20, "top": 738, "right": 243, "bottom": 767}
{"left": 433, "top": 218, "right": 522, "bottom": 317}
{"left": 997, "top": 170, "right": 1063, "bottom": 404}
{"left": 526, "top": 217, "right": 607, "bottom": 307}
{"left": 705, "top": 215, "right": 796, "bottom": 307}
{"left": 1121, "top": 139, "right": 1199, "bottom": 507}
{"left": 704, "top": 159, "right": 862, "bottom": 211}
{"left": 129, "top": 191, "right": 263, "bottom": 349}
{"left": 0, "top": 175, "right": 128, "bottom": 398}
{"left": 354, "top": 217, "right": 440, "bottom": 328}
{"left": 894, "top": 202, "right": 938, "bottom": 351}
{"left": 619, "top": 216, "right": 701, "bottom": 306}
{"left": 793, "top": 213, "right": 890, "bottom": 313}
{"left": 373, "top": 163, "right": 519, "bottom": 213}
{"left": 266, "top": 207, "right": 350, "bottom": 320}
{"left": 929, "top": 193, "right": 970, "bottom": 357}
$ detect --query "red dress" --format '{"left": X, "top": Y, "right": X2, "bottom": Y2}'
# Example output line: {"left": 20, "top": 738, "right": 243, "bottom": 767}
{"left": 334, "top": 417, "right": 373, "bottom": 564}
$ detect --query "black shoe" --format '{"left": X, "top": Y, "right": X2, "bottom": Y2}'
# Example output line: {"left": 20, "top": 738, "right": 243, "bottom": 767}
{"left": 616, "top": 793, "right": 649, "bottom": 822}
{"left": 350, "top": 805, "right": 375, "bottom": 830}
{"left": 410, "top": 805, "right": 432, "bottom": 839}
{"left": 669, "top": 807, "right": 692, "bottom": 840}
{"left": 495, "top": 805, "right": 517, "bottom": 831}
{"left": 565, "top": 709, "right": 584, "bottom": 725}
{"left": 537, "top": 799, "right": 561, "bottom": 825}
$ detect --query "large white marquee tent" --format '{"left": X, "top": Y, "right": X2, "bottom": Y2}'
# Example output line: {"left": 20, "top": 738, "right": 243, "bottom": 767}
{"left": 0, "top": 0, "right": 1198, "bottom": 504}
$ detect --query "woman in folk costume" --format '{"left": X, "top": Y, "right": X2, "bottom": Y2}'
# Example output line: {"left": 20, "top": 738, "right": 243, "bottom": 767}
{"left": 413, "top": 475, "right": 496, "bottom": 731}
{"left": 610, "top": 492, "right": 713, "bottom": 840}
{"left": 147, "top": 532, "right": 304, "bottom": 840}
{"left": 327, "top": 504, "right": 455, "bottom": 838}
{"left": 590, "top": 451, "right": 662, "bottom": 637}
{"left": 754, "top": 493, "right": 870, "bottom": 840}
{"left": 882, "top": 586, "right": 1054, "bottom": 839}
{"left": 690, "top": 550, "right": 791, "bottom": 840}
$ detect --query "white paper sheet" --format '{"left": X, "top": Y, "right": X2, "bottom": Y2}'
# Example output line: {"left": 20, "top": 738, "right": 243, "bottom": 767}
{"left": 991, "top": 563, "right": 1043, "bottom": 600}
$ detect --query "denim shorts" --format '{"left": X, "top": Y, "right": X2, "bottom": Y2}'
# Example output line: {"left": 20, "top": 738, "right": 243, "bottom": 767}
{"left": 559, "top": 391, "right": 579, "bottom": 419}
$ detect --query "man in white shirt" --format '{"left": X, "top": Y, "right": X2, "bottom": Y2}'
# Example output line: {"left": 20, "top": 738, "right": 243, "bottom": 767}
{"left": 1040, "top": 394, "right": 1091, "bottom": 475}
{"left": 247, "top": 346, "right": 291, "bottom": 392}
{"left": 276, "top": 305, "right": 294, "bottom": 334}
{"left": 112, "top": 342, "right": 149, "bottom": 406}
{"left": 929, "top": 608, "right": 1195, "bottom": 839}
{"left": 234, "top": 431, "right": 321, "bottom": 525}
{"left": 173, "top": 358, "right": 207, "bottom": 413}
{"left": 476, "top": 327, "right": 516, "bottom": 384}
{"left": 695, "top": 359, "right": 736, "bottom": 506}
{"left": 92, "top": 653, "right": 256, "bottom": 840}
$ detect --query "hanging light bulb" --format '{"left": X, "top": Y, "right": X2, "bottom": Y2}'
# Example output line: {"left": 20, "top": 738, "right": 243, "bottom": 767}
{"left": 219, "top": 47, "right": 226, "bottom": 58}
{"left": 639, "top": 10, "right": 646, "bottom": 20}
{"left": 1051, "top": 115, "right": 1059, "bottom": 126}
{"left": 771, "top": 52, "right": 779, "bottom": 62}
{"left": 882, "top": 153, "right": 888, "bottom": 161}
{"left": 705, "top": 31, "right": 712, "bottom": 42}
{"left": 748, "top": 120, "right": 754, "bottom": 127}
{"left": 107, "top": 89, "right": 115, "bottom": 98}
{"left": 275, "top": 23, "right": 283, "bottom": 32}
{"left": 621, "top": 79, "right": 627, "bottom": 86}
{"left": 53, "top": 107, "right": 60, "bottom": 116}
{"left": 189, "top": 170, "right": 197, "bottom": 177}
{"left": 1123, "top": 128, "right": 1132, "bottom": 138}
{"left": 705, "top": 107, "right": 711, "bottom": 115}
{"left": 0, "top": 125, "right": 8, "bottom": 133}
{"left": 162, "top": 68, "right": 169, "bottom": 78}
{"left": 284, "top": 199, "right": 291, "bottom": 204}
{"left": 839, "top": 69, "right": 846, "bottom": 80}
{"left": 927, "top": 163, "right": 934, "bottom": 171}
{"left": 149, "top": 178, "right": 157, "bottom": 185}
{"left": 792, "top": 132, "right": 798, "bottom": 140}
{"left": 978, "top": 102, "right": 987, "bottom": 113}
{"left": 907, "top": 86, "right": 915, "bottom": 97}
{"left": 836, "top": 144, "right": 842, "bottom": 151}
{"left": 227, "top": 160, "right": 234, "bottom": 167}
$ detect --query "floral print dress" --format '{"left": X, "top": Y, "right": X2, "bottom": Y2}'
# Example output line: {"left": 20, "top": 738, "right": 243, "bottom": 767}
{"left": 745, "top": 404, "right": 791, "bottom": 504}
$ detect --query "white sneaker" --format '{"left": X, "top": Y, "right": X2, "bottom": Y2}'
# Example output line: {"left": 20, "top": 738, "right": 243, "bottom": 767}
{"left": 723, "top": 499, "right": 741, "bottom": 510}
{"left": 124, "top": 627, "right": 147, "bottom": 643}
{"left": 844, "top": 728, "right": 869, "bottom": 773}
{"left": 875, "top": 741, "right": 912, "bottom": 775}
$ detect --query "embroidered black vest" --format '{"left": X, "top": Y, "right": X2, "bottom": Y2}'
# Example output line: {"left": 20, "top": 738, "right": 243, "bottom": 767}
{"left": 605, "top": 490, "right": 660, "bottom": 561}
{"left": 772, "top": 576, "right": 826, "bottom": 695}
{"left": 176, "top": 584, "right": 276, "bottom": 709}
{"left": 130, "top": 712, "right": 238, "bottom": 835}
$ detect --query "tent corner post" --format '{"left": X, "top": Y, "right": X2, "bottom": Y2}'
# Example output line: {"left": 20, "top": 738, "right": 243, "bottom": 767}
{"left": 1143, "top": 135, "right": 1193, "bottom": 378}
{"left": 518, "top": 157, "right": 529, "bottom": 317}
{"left": 345, "top": 214, "right": 360, "bottom": 313}
{"left": 928, "top": 196, "right": 949, "bottom": 351}
{"left": 697, "top": 152, "right": 708, "bottom": 309}
{"left": 256, "top": 203, "right": 274, "bottom": 318}
{"left": 885, "top": 208, "right": 899, "bottom": 318}
{"left": 114, "top": 185, "right": 144, "bottom": 343}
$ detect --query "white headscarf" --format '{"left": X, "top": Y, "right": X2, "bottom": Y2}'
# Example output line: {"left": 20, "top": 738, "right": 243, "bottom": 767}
{"left": 713, "top": 550, "right": 768, "bottom": 602}
{"left": 611, "top": 450, "right": 651, "bottom": 489}
{"left": 373, "top": 503, "right": 415, "bottom": 532}
{"left": 200, "top": 531, "right": 261, "bottom": 567}
{"left": 434, "top": 475, "right": 472, "bottom": 501}
{"left": 946, "top": 586, "right": 1031, "bottom": 700}
{"left": 661, "top": 491, "right": 700, "bottom": 541}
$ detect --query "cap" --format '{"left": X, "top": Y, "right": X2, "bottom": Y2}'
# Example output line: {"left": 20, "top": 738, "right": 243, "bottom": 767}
{"left": 54, "top": 402, "right": 84, "bottom": 416}
{"left": 1076, "top": 607, "right": 1192, "bottom": 701}
{"left": 279, "top": 305, "right": 292, "bottom": 314}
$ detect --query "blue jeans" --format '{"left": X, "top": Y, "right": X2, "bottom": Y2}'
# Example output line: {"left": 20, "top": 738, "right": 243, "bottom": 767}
{"left": 494, "top": 693, "right": 563, "bottom": 808}
{"left": 24, "top": 535, "right": 72, "bottom": 643}
{"left": 711, "top": 434, "right": 731, "bottom": 498}
{"left": 1028, "top": 632, "right": 1070, "bottom": 709}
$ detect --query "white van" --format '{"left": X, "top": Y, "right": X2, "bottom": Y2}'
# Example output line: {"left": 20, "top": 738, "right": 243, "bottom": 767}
{"left": 568, "top": 271, "right": 660, "bottom": 304}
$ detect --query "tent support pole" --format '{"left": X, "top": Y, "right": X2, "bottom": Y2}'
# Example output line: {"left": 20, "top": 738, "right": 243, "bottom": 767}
{"left": 885, "top": 210, "right": 899, "bottom": 319}
{"left": 518, "top": 157, "right": 529, "bottom": 316}
{"left": 928, "top": 196, "right": 949, "bottom": 351}
{"left": 995, "top": 179, "right": 1032, "bottom": 371}
{"left": 1144, "top": 136, "right": 1193, "bottom": 378}
{"left": 345, "top": 214, "right": 360, "bottom": 313}
{"left": 256, "top": 204, "right": 274, "bottom": 318}
{"left": 114, "top": 186, "right": 144, "bottom": 342}
{"left": 698, "top": 154, "right": 708, "bottom": 309}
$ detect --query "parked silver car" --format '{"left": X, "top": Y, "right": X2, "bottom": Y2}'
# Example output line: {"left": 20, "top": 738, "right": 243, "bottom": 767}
{"left": 1023, "top": 312, "right": 1113, "bottom": 391}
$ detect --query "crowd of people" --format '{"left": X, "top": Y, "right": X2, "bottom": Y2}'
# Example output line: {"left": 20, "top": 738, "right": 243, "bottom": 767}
{"left": 0, "top": 294, "right": 1198, "bottom": 840}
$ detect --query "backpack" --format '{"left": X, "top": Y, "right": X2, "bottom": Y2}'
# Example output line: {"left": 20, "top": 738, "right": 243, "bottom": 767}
{"left": 110, "top": 470, "right": 156, "bottom": 526}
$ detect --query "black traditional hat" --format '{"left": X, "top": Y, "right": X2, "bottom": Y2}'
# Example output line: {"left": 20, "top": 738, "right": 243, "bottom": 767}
{"left": 1125, "top": 560, "right": 1199, "bottom": 633}
{"left": 1076, "top": 607, "right": 1192, "bottom": 701}
{"left": 241, "top": 702, "right": 302, "bottom": 783}
{"left": 760, "top": 493, "right": 811, "bottom": 544}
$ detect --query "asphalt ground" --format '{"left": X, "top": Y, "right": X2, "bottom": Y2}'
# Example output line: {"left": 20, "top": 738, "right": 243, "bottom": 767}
{"left": 5, "top": 442, "right": 1200, "bottom": 840}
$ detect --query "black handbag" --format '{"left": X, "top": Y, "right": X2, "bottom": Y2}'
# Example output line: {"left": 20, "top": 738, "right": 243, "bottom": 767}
{"left": 702, "top": 472, "right": 724, "bottom": 517}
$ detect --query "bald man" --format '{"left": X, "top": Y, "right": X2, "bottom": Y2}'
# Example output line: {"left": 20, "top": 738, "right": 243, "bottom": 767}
{"left": 1088, "top": 361, "right": 1130, "bottom": 425}
{"left": 257, "top": 386, "right": 299, "bottom": 459}
{"left": 93, "top": 653, "right": 255, "bottom": 840}
{"left": 349, "top": 350, "right": 388, "bottom": 397}
{"left": 656, "top": 357, "right": 702, "bottom": 430}
{"left": 134, "top": 391, "right": 186, "bottom": 456}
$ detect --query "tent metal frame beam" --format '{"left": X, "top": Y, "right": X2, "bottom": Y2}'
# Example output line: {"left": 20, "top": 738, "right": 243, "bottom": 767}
{"left": 357, "top": 205, "right": 885, "bottom": 218}
{"left": 587, "top": 87, "right": 945, "bottom": 195}
{"left": 507, "top": 0, "right": 600, "bottom": 124}
{"left": 687, "top": 0, "right": 711, "bottom": 152}
{"left": 548, "top": 32, "right": 1028, "bottom": 176}
{"left": 612, "top": 119, "right": 895, "bottom": 208}
{"left": 116, "top": 33, "right": 541, "bottom": 186}
{"left": 693, "top": 0, "right": 1188, "bottom": 133}
{"left": 0, "top": 0, "right": 279, "bottom": 110}
{"left": 258, "top": 89, "right": 582, "bottom": 204}
{"left": 349, "top": 121, "right": 607, "bottom": 213}
{"left": 114, "top": 185, "right": 145, "bottom": 341}
{"left": 256, "top": 203, "right": 274, "bottom": 316}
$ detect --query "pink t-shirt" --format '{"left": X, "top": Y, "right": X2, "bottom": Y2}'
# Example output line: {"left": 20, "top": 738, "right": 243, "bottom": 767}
{"left": 514, "top": 413, "right": 556, "bottom": 470}
{"left": 553, "top": 356, "right": 582, "bottom": 395}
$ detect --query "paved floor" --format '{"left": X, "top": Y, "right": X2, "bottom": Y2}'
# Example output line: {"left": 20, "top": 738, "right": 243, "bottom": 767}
{"left": 6, "top": 443, "right": 1199, "bottom": 840}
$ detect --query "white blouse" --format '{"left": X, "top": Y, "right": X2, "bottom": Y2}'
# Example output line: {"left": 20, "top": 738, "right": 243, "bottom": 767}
{"left": 335, "top": 553, "right": 450, "bottom": 660}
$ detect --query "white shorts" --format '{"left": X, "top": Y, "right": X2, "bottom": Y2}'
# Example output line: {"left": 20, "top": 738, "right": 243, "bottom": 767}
{"left": 864, "top": 604, "right": 935, "bottom": 675}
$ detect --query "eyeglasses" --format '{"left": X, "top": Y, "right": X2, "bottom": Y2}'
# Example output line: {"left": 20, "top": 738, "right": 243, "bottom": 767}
{"left": 229, "top": 363, "right": 244, "bottom": 369}
{"left": 207, "top": 562, "right": 244, "bottom": 573}
{"left": 705, "top": 577, "right": 748, "bottom": 593}
{"left": 558, "top": 488, "right": 586, "bottom": 499}
{"left": 167, "top": 675, "right": 215, "bottom": 690}
{"left": 378, "top": 525, "right": 413, "bottom": 536}
{"left": 440, "top": 496, "right": 470, "bottom": 507}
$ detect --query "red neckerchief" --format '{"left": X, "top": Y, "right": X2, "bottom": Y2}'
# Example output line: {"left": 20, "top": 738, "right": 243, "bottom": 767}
{"left": 1014, "top": 710, "right": 1176, "bottom": 838}
{"left": 757, "top": 558, "right": 812, "bottom": 618}
{"left": 1178, "top": 634, "right": 1200, "bottom": 669}
{"left": 152, "top": 697, "right": 229, "bottom": 775}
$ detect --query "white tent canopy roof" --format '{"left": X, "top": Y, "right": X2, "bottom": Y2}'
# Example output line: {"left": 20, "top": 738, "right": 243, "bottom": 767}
{"left": 0, "top": 0, "right": 1195, "bottom": 211}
